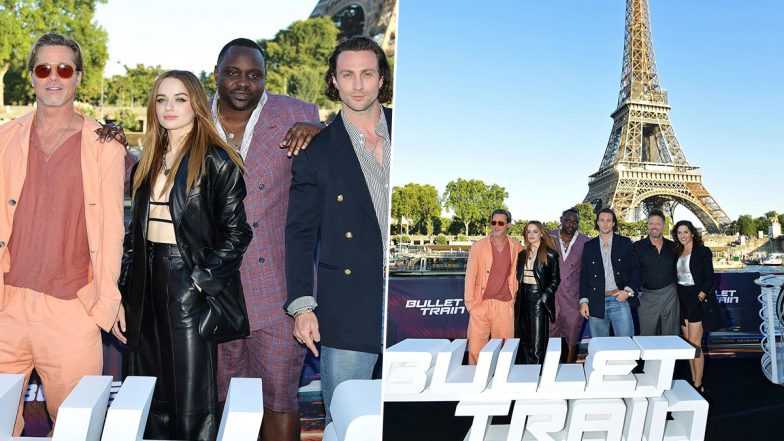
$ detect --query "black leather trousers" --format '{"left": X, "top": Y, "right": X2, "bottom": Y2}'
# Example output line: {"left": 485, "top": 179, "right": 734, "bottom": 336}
{"left": 124, "top": 243, "right": 218, "bottom": 441}
{"left": 514, "top": 284, "right": 548, "bottom": 365}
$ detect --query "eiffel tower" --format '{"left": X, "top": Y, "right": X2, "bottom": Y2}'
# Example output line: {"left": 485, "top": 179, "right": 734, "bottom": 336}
{"left": 583, "top": 0, "right": 730, "bottom": 233}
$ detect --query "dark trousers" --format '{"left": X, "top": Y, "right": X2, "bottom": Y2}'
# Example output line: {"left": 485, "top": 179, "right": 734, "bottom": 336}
{"left": 515, "top": 284, "right": 548, "bottom": 365}
{"left": 124, "top": 242, "right": 218, "bottom": 441}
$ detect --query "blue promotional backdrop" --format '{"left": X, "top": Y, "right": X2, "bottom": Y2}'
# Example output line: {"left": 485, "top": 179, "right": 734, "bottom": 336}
{"left": 387, "top": 272, "right": 766, "bottom": 349}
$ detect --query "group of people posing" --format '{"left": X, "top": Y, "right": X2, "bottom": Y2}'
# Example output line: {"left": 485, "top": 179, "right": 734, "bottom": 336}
{"left": 0, "top": 32, "right": 392, "bottom": 440}
{"left": 465, "top": 207, "right": 715, "bottom": 393}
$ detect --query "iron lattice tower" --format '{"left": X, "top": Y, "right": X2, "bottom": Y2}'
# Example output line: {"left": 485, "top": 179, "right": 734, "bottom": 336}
{"left": 583, "top": 0, "right": 730, "bottom": 232}
{"left": 310, "top": 0, "right": 397, "bottom": 54}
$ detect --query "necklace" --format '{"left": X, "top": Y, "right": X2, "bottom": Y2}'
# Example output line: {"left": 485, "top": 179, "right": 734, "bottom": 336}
{"left": 35, "top": 112, "right": 76, "bottom": 156}
{"left": 162, "top": 143, "right": 171, "bottom": 176}
{"left": 216, "top": 104, "right": 243, "bottom": 150}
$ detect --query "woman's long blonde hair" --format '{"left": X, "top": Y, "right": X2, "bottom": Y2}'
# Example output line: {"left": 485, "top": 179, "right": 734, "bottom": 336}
{"left": 132, "top": 70, "right": 244, "bottom": 197}
{"left": 523, "top": 221, "right": 557, "bottom": 269}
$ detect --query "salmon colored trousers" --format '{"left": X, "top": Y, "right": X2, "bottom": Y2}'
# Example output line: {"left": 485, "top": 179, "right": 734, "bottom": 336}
{"left": 0, "top": 285, "right": 102, "bottom": 435}
{"left": 467, "top": 298, "right": 515, "bottom": 364}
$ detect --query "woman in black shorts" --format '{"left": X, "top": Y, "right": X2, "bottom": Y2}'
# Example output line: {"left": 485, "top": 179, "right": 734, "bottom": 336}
{"left": 672, "top": 220, "right": 714, "bottom": 394}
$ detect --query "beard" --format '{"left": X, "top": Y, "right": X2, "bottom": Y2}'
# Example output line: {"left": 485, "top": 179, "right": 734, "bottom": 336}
{"left": 219, "top": 87, "right": 262, "bottom": 112}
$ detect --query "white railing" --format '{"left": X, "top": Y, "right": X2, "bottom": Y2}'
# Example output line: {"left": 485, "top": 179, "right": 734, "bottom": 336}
{"left": 756, "top": 274, "right": 784, "bottom": 384}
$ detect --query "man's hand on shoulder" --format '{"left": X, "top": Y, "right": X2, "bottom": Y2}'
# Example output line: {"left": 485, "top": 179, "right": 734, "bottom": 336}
{"left": 95, "top": 123, "right": 128, "bottom": 147}
{"left": 280, "top": 121, "right": 324, "bottom": 158}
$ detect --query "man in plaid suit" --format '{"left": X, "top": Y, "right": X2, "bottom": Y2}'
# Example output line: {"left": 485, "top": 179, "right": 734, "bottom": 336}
{"left": 211, "top": 38, "right": 321, "bottom": 441}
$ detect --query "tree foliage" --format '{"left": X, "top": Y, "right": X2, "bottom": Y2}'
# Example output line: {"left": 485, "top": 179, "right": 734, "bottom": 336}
{"left": 0, "top": 0, "right": 109, "bottom": 105}
{"left": 199, "top": 70, "right": 216, "bottom": 97}
{"left": 544, "top": 220, "right": 560, "bottom": 232}
{"left": 260, "top": 17, "right": 340, "bottom": 109}
{"left": 443, "top": 178, "right": 508, "bottom": 236}
{"left": 104, "top": 64, "right": 165, "bottom": 106}
{"left": 574, "top": 202, "right": 598, "bottom": 237}
{"left": 737, "top": 214, "right": 756, "bottom": 237}
{"left": 391, "top": 183, "right": 441, "bottom": 235}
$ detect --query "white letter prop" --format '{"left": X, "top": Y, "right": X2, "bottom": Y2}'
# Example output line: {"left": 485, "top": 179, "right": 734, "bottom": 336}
{"left": 53, "top": 375, "right": 112, "bottom": 441}
{"left": 565, "top": 399, "right": 626, "bottom": 441}
{"left": 538, "top": 338, "right": 585, "bottom": 394}
{"left": 430, "top": 339, "right": 501, "bottom": 394}
{"left": 216, "top": 377, "right": 264, "bottom": 441}
{"left": 660, "top": 380, "right": 708, "bottom": 441}
{"left": 633, "top": 336, "right": 695, "bottom": 395}
{"left": 489, "top": 339, "right": 541, "bottom": 395}
{"left": 323, "top": 379, "right": 381, "bottom": 441}
{"left": 508, "top": 399, "right": 567, "bottom": 441}
{"left": 455, "top": 401, "right": 511, "bottom": 441}
{"left": 584, "top": 337, "right": 640, "bottom": 393}
{"left": 383, "top": 339, "right": 450, "bottom": 395}
{"left": 622, "top": 397, "right": 648, "bottom": 441}
{"left": 0, "top": 374, "right": 24, "bottom": 439}
{"left": 101, "top": 376, "right": 156, "bottom": 441}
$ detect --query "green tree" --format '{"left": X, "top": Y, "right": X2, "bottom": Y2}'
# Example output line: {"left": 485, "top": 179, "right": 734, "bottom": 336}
{"left": 260, "top": 17, "right": 340, "bottom": 109}
{"left": 574, "top": 203, "right": 598, "bottom": 237}
{"left": 1, "top": 1, "right": 109, "bottom": 105}
{"left": 508, "top": 220, "right": 527, "bottom": 238}
{"left": 737, "top": 214, "right": 756, "bottom": 237}
{"left": 432, "top": 217, "right": 449, "bottom": 235}
{"left": 618, "top": 219, "right": 647, "bottom": 238}
{"left": 115, "top": 108, "right": 142, "bottom": 132}
{"left": 391, "top": 183, "right": 442, "bottom": 235}
{"left": 391, "top": 185, "right": 414, "bottom": 235}
{"left": 105, "top": 64, "right": 165, "bottom": 106}
{"left": 443, "top": 178, "right": 508, "bottom": 236}
{"left": 754, "top": 216, "right": 769, "bottom": 236}
{"left": 544, "top": 220, "right": 560, "bottom": 232}
{"left": 199, "top": 70, "right": 216, "bottom": 97}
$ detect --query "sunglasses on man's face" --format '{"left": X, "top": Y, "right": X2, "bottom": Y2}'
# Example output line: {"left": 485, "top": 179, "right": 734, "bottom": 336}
{"left": 33, "top": 63, "right": 76, "bottom": 79}
{"left": 491, "top": 220, "right": 507, "bottom": 226}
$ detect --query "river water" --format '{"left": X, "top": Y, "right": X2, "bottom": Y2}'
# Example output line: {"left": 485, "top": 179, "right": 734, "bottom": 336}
{"left": 721, "top": 265, "right": 783, "bottom": 274}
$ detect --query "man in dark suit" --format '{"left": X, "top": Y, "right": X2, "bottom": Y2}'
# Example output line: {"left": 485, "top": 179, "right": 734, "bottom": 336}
{"left": 210, "top": 38, "right": 322, "bottom": 441}
{"left": 285, "top": 36, "right": 393, "bottom": 423}
{"left": 630, "top": 209, "right": 680, "bottom": 336}
{"left": 579, "top": 208, "right": 636, "bottom": 337}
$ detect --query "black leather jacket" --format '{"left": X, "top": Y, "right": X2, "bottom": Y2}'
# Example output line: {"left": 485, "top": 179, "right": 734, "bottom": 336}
{"left": 516, "top": 248, "right": 561, "bottom": 322}
{"left": 120, "top": 147, "right": 252, "bottom": 349}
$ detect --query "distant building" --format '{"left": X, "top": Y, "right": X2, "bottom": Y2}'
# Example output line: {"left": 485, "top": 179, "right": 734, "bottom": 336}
{"left": 770, "top": 219, "right": 782, "bottom": 238}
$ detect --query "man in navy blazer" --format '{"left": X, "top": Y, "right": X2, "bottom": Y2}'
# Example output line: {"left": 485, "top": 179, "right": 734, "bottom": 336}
{"left": 579, "top": 208, "right": 636, "bottom": 337}
{"left": 284, "top": 36, "right": 393, "bottom": 423}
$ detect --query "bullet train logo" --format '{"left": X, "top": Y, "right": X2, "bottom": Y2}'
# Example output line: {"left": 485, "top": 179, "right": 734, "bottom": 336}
{"left": 715, "top": 289, "right": 739, "bottom": 304}
{"left": 405, "top": 298, "right": 466, "bottom": 315}
{"left": 383, "top": 336, "right": 709, "bottom": 441}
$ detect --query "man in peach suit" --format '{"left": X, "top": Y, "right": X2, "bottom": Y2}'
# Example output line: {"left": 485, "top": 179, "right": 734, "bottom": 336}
{"left": 0, "top": 33, "right": 124, "bottom": 435}
{"left": 464, "top": 209, "right": 523, "bottom": 364}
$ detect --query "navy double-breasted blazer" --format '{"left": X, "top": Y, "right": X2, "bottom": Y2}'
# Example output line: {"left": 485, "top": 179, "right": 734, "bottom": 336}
{"left": 285, "top": 107, "right": 392, "bottom": 354}
{"left": 579, "top": 233, "right": 635, "bottom": 319}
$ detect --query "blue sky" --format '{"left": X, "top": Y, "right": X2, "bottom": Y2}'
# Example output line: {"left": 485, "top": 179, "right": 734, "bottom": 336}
{"left": 392, "top": 0, "right": 783, "bottom": 223}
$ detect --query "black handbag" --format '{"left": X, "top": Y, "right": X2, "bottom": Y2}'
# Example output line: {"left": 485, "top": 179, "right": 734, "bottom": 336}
{"left": 198, "top": 276, "right": 250, "bottom": 342}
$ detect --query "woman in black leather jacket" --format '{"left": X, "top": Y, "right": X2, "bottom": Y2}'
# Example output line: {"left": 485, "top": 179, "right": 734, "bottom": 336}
{"left": 515, "top": 221, "right": 560, "bottom": 364}
{"left": 111, "top": 70, "right": 252, "bottom": 441}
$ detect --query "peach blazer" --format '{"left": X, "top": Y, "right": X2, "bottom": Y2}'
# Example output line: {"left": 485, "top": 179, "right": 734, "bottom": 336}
{"left": 464, "top": 235, "right": 524, "bottom": 311}
{"left": 0, "top": 110, "right": 125, "bottom": 331}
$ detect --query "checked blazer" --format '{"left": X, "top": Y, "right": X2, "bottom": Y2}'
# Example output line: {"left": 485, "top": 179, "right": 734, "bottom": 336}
{"left": 231, "top": 93, "right": 319, "bottom": 331}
